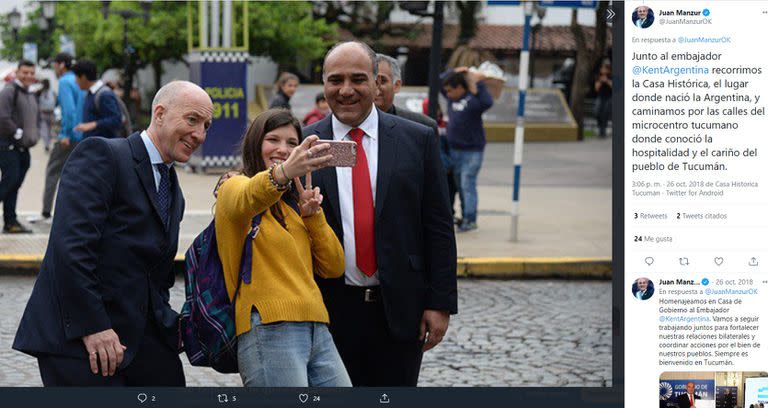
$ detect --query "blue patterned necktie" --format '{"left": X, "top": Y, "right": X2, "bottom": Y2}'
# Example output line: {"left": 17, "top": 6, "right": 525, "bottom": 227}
{"left": 155, "top": 164, "right": 171, "bottom": 227}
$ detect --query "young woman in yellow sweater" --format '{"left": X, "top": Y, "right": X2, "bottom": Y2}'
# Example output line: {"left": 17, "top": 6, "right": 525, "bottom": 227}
{"left": 215, "top": 109, "right": 351, "bottom": 387}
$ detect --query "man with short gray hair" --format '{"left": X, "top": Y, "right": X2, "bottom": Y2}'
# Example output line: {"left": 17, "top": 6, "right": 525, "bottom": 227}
{"left": 14, "top": 80, "right": 213, "bottom": 386}
{"left": 374, "top": 53, "right": 438, "bottom": 138}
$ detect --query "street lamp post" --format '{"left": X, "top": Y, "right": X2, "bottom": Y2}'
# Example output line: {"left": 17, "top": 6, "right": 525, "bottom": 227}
{"left": 8, "top": 7, "right": 21, "bottom": 44}
{"left": 41, "top": 1, "right": 55, "bottom": 21}
{"left": 399, "top": 1, "right": 445, "bottom": 121}
{"left": 39, "top": 1, "right": 56, "bottom": 63}
{"left": 101, "top": 1, "right": 151, "bottom": 105}
{"left": 7, "top": 3, "right": 57, "bottom": 63}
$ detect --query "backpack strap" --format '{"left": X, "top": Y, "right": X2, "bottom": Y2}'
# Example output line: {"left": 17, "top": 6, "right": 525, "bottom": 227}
{"left": 93, "top": 84, "right": 107, "bottom": 113}
{"left": 232, "top": 199, "right": 302, "bottom": 297}
{"left": 237, "top": 212, "right": 265, "bottom": 288}
{"left": 12, "top": 84, "right": 19, "bottom": 110}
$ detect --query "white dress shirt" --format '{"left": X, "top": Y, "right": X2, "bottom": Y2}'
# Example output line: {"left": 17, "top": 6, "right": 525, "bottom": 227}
{"left": 331, "top": 107, "right": 379, "bottom": 286}
{"left": 140, "top": 130, "right": 173, "bottom": 191}
{"left": 89, "top": 80, "right": 105, "bottom": 95}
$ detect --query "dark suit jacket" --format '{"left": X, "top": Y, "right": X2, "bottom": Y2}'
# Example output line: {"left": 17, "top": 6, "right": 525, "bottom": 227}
{"left": 389, "top": 105, "right": 438, "bottom": 140}
{"left": 675, "top": 392, "right": 700, "bottom": 408}
{"left": 304, "top": 110, "right": 457, "bottom": 341}
{"left": 13, "top": 133, "right": 184, "bottom": 367}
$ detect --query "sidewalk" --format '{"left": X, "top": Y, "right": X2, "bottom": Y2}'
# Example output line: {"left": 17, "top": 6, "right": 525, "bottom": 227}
{"left": 0, "top": 140, "right": 612, "bottom": 278}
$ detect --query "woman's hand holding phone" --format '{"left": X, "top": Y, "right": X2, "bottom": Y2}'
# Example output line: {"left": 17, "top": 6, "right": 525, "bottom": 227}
{"left": 277, "top": 135, "right": 333, "bottom": 184}
{"left": 310, "top": 140, "right": 357, "bottom": 167}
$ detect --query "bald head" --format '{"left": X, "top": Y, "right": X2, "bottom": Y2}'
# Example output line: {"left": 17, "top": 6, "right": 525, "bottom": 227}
{"left": 322, "top": 41, "right": 378, "bottom": 82}
{"left": 152, "top": 80, "right": 210, "bottom": 113}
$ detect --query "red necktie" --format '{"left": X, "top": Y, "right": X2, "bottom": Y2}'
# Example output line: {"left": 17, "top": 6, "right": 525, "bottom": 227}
{"left": 690, "top": 395, "right": 694, "bottom": 407}
{"left": 349, "top": 128, "right": 377, "bottom": 277}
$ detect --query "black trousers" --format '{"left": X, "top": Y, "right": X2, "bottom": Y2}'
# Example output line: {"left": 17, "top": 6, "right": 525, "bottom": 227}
{"left": 0, "top": 148, "right": 30, "bottom": 225}
{"left": 37, "top": 319, "right": 185, "bottom": 387}
{"left": 41, "top": 141, "right": 75, "bottom": 215}
{"left": 328, "top": 285, "right": 424, "bottom": 386}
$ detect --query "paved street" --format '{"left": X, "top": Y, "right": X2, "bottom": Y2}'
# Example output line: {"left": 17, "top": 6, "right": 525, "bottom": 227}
{"left": 0, "top": 276, "right": 611, "bottom": 387}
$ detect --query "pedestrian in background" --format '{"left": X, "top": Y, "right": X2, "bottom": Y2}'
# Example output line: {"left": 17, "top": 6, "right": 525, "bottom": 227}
{"left": 28, "top": 53, "right": 85, "bottom": 226}
{"left": 441, "top": 66, "right": 493, "bottom": 232}
{"left": 422, "top": 97, "right": 461, "bottom": 224}
{"left": 594, "top": 61, "right": 612, "bottom": 139}
{"left": 302, "top": 92, "right": 329, "bottom": 126}
{"left": 268, "top": 72, "right": 299, "bottom": 110}
{"left": 0, "top": 60, "right": 39, "bottom": 234}
{"left": 215, "top": 109, "right": 350, "bottom": 387}
{"left": 36, "top": 79, "right": 56, "bottom": 152}
{"left": 72, "top": 59, "right": 123, "bottom": 139}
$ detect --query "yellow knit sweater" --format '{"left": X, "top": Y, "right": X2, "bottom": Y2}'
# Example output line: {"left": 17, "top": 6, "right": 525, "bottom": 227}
{"left": 215, "top": 172, "right": 344, "bottom": 336}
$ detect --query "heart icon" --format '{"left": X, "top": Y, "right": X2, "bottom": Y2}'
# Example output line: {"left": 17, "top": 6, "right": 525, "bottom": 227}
{"left": 299, "top": 394, "right": 309, "bottom": 403}
{"left": 644, "top": 257, "right": 654, "bottom": 266}
{"left": 714, "top": 257, "right": 724, "bottom": 266}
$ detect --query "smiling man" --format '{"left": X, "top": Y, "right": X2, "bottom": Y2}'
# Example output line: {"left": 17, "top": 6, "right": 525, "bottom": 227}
{"left": 304, "top": 41, "right": 457, "bottom": 386}
{"left": 13, "top": 81, "right": 213, "bottom": 386}
{"left": 634, "top": 6, "right": 654, "bottom": 29}
{"left": 0, "top": 60, "right": 39, "bottom": 234}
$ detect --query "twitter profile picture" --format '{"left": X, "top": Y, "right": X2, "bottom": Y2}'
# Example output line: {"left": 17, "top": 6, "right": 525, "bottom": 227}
{"left": 632, "top": 5, "right": 655, "bottom": 29}
{"left": 632, "top": 277, "right": 654, "bottom": 300}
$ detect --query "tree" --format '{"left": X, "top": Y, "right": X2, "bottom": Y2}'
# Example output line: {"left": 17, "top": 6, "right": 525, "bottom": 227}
{"left": 312, "top": 1, "right": 395, "bottom": 49}
{"left": 53, "top": 1, "right": 188, "bottom": 97}
{"left": 0, "top": 6, "right": 57, "bottom": 62}
{"left": 455, "top": 1, "right": 481, "bottom": 46}
{"left": 314, "top": 0, "right": 453, "bottom": 59}
{"left": 244, "top": 2, "right": 338, "bottom": 72}
{"left": 446, "top": 1, "right": 486, "bottom": 69}
{"left": 570, "top": 3, "right": 609, "bottom": 139}
{"left": 2, "top": 2, "right": 337, "bottom": 88}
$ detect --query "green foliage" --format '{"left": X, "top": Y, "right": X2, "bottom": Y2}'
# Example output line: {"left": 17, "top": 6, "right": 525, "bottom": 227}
{"left": 53, "top": 1, "right": 187, "bottom": 72}
{"left": 455, "top": 1, "right": 481, "bottom": 46}
{"left": 0, "top": 2, "right": 336, "bottom": 74}
{"left": 244, "top": 2, "right": 337, "bottom": 67}
{"left": 0, "top": 6, "right": 57, "bottom": 62}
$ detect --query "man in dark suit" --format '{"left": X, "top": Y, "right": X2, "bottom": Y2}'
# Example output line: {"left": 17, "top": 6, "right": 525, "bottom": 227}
{"left": 13, "top": 81, "right": 213, "bottom": 386}
{"left": 304, "top": 41, "right": 457, "bottom": 386}
{"left": 675, "top": 382, "right": 701, "bottom": 408}
{"left": 373, "top": 53, "right": 438, "bottom": 138}
{"left": 632, "top": 277, "right": 654, "bottom": 300}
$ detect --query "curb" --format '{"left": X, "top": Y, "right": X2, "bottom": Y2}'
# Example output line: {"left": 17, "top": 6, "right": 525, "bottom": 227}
{"left": 457, "top": 257, "right": 612, "bottom": 279}
{"left": 0, "top": 255, "right": 612, "bottom": 279}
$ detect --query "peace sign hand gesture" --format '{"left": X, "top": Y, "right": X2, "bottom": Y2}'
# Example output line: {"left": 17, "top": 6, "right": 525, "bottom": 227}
{"left": 294, "top": 172, "right": 323, "bottom": 218}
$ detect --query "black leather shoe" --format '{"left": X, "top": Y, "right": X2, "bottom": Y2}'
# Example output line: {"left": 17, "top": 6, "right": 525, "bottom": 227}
{"left": 3, "top": 222, "right": 33, "bottom": 234}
